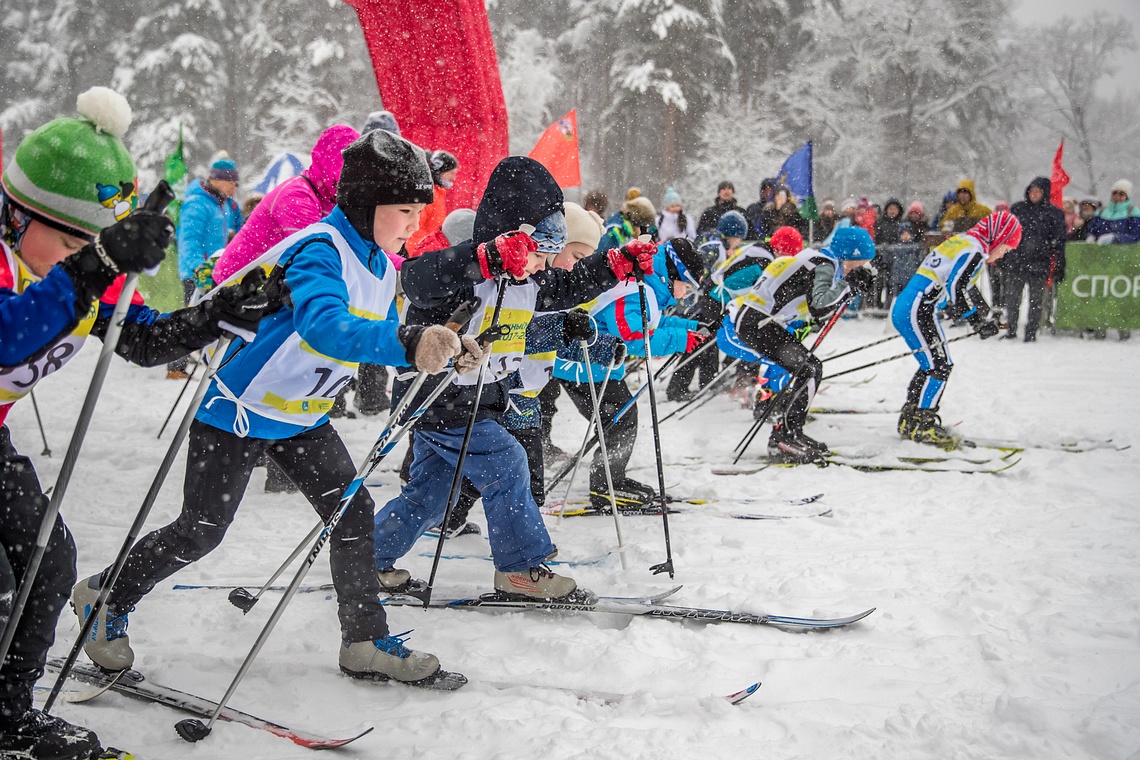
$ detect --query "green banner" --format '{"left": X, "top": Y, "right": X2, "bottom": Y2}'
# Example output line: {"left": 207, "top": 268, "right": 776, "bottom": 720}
{"left": 1055, "top": 243, "right": 1140, "bottom": 329}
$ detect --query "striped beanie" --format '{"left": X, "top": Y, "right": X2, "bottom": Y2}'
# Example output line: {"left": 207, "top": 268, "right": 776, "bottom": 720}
{"left": 2, "top": 87, "right": 137, "bottom": 237}
{"left": 968, "top": 211, "right": 1022, "bottom": 254}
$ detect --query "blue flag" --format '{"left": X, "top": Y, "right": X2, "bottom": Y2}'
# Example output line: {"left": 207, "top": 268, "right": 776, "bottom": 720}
{"left": 776, "top": 141, "right": 816, "bottom": 221}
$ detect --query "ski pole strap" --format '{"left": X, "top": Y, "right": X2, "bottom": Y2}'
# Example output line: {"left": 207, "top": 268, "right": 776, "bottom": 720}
{"left": 822, "top": 333, "right": 900, "bottom": 363}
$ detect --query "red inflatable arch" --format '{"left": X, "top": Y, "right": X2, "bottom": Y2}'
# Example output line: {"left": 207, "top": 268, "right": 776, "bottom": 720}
{"left": 345, "top": 0, "right": 510, "bottom": 211}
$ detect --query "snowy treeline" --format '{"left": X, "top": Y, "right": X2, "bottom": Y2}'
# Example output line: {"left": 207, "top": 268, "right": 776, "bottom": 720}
{"left": 0, "top": 0, "right": 379, "bottom": 187}
{"left": 1, "top": 0, "right": 1136, "bottom": 207}
{"left": 491, "top": 0, "right": 1140, "bottom": 205}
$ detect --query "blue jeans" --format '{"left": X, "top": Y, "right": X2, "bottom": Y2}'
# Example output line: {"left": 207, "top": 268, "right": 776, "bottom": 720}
{"left": 373, "top": 420, "right": 554, "bottom": 573}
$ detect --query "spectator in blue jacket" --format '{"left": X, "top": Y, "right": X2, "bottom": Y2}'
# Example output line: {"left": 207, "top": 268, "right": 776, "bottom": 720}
{"left": 1087, "top": 179, "right": 1140, "bottom": 245}
{"left": 168, "top": 157, "right": 244, "bottom": 377}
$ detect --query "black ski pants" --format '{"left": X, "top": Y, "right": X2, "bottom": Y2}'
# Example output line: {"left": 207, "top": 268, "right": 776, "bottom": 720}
{"left": 109, "top": 420, "right": 388, "bottom": 642}
{"left": 0, "top": 426, "right": 76, "bottom": 726}
{"left": 738, "top": 316, "right": 821, "bottom": 435}
{"left": 1003, "top": 269, "right": 1048, "bottom": 339}
{"left": 559, "top": 377, "right": 638, "bottom": 494}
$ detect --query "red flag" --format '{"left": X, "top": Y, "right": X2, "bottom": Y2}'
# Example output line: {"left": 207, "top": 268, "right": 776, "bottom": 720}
{"left": 1051, "top": 138, "right": 1069, "bottom": 208}
{"left": 528, "top": 110, "right": 580, "bottom": 189}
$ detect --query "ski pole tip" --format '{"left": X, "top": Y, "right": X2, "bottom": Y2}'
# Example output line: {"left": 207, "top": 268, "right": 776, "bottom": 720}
{"left": 174, "top": 718, "right": 211, "bottom": 743}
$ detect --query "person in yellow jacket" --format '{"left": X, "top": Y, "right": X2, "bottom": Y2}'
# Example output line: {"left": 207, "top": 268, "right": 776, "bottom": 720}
{"left": 940, "top": 179, "right": 992, "bottom": 233}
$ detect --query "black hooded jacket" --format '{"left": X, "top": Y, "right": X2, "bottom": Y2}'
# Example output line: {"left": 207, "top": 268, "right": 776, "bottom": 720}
{"left": 399, "top": 156, "right": 619, "bottom": 430}
{"left": 1007, "top": 177, "right": 1067, "bottom": 276}
{"left": 874, "top": 199, "right": 905, "bottom": 245}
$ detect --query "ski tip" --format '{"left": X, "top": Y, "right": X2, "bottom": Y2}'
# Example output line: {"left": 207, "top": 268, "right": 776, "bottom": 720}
{"left": 724, "top": 681, "right": 761, "bottom": 705}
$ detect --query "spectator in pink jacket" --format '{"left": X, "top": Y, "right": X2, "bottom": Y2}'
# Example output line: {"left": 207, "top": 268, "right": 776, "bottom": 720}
{"left": 213, "top": 124, "right": 360, "bottom": 282}
{"left": 212, "top": 124, "right": 360, "bottom": 494}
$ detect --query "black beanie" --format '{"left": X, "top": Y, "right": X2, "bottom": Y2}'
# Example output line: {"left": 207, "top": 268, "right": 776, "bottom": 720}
{"left": 336, "top": 130, "right": 435, "bottom": 208}
{"left": 429, "top": 150, "right": 459, "bottom": 180}
{"left": 666, "top": 238, "right": 705, "bottom": 283}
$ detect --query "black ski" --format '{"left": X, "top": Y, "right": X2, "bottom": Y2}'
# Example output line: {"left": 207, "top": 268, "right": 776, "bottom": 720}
{"left": 45, "top": 658, "right": 372, "bottom": 750}
{"left": 379, "top": 590, "right": 874, "bottom": 631}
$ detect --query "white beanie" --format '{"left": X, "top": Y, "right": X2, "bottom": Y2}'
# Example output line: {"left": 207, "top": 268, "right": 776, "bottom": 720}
{"left": 1111, "top": 179, "right": 1133, "bottom": 199}
{"left": 564, "top": 202, "right": 605, "bottom": 251}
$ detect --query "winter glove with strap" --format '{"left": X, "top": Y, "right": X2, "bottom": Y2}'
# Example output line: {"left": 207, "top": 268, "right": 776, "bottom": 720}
{"left": 477, "top": 230, "right": 538, "bottom": 280}
{"left": 606, "top": 240, "right": 656, "bottom": 281}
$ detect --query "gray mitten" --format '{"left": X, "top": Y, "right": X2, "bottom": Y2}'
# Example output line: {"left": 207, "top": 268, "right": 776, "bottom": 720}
{"left": 455, "top": 335, "right": 491, "bottom": 374}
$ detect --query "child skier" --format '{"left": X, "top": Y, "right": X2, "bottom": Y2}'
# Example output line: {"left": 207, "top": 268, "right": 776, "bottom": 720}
{"left": 0, "top": 88, "right": 263, "bottom": 760}
{"left": 75, "top": 130, "right": 474, "bottom": 689}
{"left": 552, "top": 238, "right": 708, "bottom": 510}
{"left": 372, "top": 156, "right": 648, "bottom": 601}
{"left": 666, "top": 210, "right": 748, "bottom": 401}
{"left": 891, "top": 211, "right": 1019, "bottom": 449}
{"left": 727, "top": 226, "right": 876, "bottom": 463}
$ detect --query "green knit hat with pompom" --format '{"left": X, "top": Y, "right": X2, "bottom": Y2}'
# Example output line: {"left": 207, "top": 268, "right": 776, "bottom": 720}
{"left": 2, "top": 87, "right": 138, "bottom": 237}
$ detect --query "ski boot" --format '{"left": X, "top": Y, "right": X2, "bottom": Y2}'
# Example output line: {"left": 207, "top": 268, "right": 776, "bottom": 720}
{"left": 0, "top": 709, "right": 101, "bottom": 760}
{"left": 264, "top": 460, "right": 299, "bottom": 494}
{"left": 541, "top": 436, "right": 572, "bottom": 466}
{"left": 897, "top": 403, "right": 918, "bottom": 439}
{"left": 340, "top": 630, "right": 464, "bottom": 690}
{"left": 426, "top": 520, "right": 482, "bottom": 539}
{"left": 493, "top": 565, "right": 591, "bottom": 602}
{"left": 767, "top": 424, "right": 827, "bottom": 465}
{"left": 377, "top": 567, "right": 425, "bottom": 594}
{"left": 71, "top": 575, "right": 134, "bottom": 671}
{"left": 906, "top": 407, "right": 961, "bottom": 451}
{"left": 794, "top": 430, "right": 831, "bottom": 457}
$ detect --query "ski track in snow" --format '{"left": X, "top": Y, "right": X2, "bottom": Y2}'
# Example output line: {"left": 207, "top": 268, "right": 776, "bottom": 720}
{"left": 11, "top": 320, "right": 1139, "bottom": 759}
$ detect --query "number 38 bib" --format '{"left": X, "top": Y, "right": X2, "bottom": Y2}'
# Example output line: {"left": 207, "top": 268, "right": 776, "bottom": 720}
{"left": 0, "top": 243, "right": 95, "bottom": 408}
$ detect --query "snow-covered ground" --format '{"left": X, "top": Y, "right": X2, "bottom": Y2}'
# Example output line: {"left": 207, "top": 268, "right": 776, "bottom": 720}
{"left": 10, "top": 319, "right": 1139, "bottom": 759}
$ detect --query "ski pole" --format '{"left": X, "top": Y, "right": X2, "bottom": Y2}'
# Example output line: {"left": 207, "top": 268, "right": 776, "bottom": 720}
{"left": 653, "top": 331, "right": 718, "bottom": 383}
{"left": 175, "top": 359, "right": 465, "bottom": 744}
{"left": 44, "top": 333, "right": 234, "bottom": 713}
{"left": 555, "top": 361, "right": 613, "bottom": 523}
{"left": 226, "top": 299, "right": 479, "bottom": 613}
{"left": 414, "top": 278, "right": 510, "bottom": 608}
{"left": 0, "top": 180, "right": 174, "bottom": 672}
{"left": 543, "top": 353, "right": 679, "bottom": 497}
{"left": 226, "top": 373, "right": 430, "bottom": 613}
{"left": 157, "top": 359, "right": 198, "bottom": 439}
{"left": 823, "top": 331, "right": 976, "bottom": 381}
{"left": 28, "top": 390, "right": 51, "bottom": 457}
{"left": 821, "top": 333, "right": 901, "bottom": 362}
{"left": 732, "top": 302, "right": 849, "bottom": 465}
{"left": 632, "top": 265, "right": 676, "bottom": 578}
{"left": 580, "top": 341, "right": 629, "bottom": 570}
{"left": 659, "top": 360, "right": 738, "bottom": 423}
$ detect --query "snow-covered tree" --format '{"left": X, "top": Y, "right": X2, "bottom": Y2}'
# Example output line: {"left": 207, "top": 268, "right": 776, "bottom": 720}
{"left": 1015, "top": 12, "right": 1137, "bottom": 196}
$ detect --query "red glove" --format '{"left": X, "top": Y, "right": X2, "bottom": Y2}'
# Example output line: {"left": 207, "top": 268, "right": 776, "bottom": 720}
{"left": 684, "top": 330, "right": 710, "bottom": 353}
{"left": 477, "top": 230, "right": 538, "bottom": 279}
{"left": 606, "top": 240, "right": 656, "bottom": 281}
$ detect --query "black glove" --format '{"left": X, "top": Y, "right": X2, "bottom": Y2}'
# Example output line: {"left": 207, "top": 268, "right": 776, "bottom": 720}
{"left": 844, "top": 266, "right": 875, "bottom": 297}
{"left": 563, "top": 308, "right": 595, "bottom": 343}
{"left": 610, "top": 340, "right": 626, "bottom": 367}
{"left": 973, "top": 319, "right": 1000, "bottom": 339}
{"left": 202, "top": 268, "right": 270, "bottom": 340}
{"left": 58, "top": 210, "right": 174, "bottom": 314}
{"left": 95, "top": 211, "right": 173, "bottom": 274}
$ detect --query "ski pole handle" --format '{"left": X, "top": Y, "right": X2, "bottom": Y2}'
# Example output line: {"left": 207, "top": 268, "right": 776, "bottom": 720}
{"left": 138, "top": 180, "right": 175, "bottom": 276}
